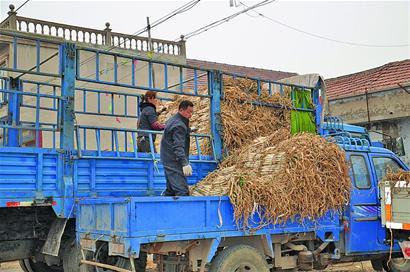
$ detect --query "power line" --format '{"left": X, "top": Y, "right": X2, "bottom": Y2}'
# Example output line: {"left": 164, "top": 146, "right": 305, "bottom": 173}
{"left": 22, "top": 0, "right": 268, "bottom": 99}
{"left": 25, "top": 0, "right": 265, "bottom": 102}
{"left": 181, "top": 0, "right": 275, "bottom": 40}
{"left": 77, "top": 0, "right": 200, "bottom": 71}
{"left": 15, "top": 0, "right": 30, "bottom": 13}
{"left": 133, "top": 0, "right": 201, "bottom": 37}
{"left": 79, "top": 0, "right": 273, "bottom": 94}
{"left": 238, "top": 1, "right": 410, "bottom": 48}
{"left": 52, "top": 1, "right": 203, "bottom": 102}
{"left": 87, "top": 0, "right": 273, "bottom": 85}
{"left": 16, "top": 52, "right": 58, "bottom": 79}
{"left": 15, "top": 0, "right": 200, "bottom": 86}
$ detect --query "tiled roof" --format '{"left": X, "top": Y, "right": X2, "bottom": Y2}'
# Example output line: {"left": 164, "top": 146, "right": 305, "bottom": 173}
{"left": 185, "top": 59, "right": 297, "bottom": 88}
{"left": 326, "top": 59, "right": 410, "bottom": 100}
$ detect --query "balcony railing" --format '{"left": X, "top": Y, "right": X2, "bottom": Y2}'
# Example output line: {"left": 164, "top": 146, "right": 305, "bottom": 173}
{"left": 0, "top": 4, "right": 186, "bottom": 57}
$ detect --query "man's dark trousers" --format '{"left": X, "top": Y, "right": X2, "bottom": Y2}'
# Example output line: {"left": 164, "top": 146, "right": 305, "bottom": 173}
{"left": 163, "top": 166, "right": 189, "bottom": 196}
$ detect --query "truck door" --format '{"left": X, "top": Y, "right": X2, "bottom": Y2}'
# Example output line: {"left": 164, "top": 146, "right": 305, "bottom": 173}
{"left": 369, "top": 154, "right": 407, "bottom": 244}
{"left": 346, "top": 152, "right": 380, "bottom": 254}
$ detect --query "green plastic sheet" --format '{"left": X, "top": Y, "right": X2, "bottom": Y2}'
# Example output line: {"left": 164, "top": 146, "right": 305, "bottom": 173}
{"left": 290, "top": 88, "right": 316, "bottom": 135}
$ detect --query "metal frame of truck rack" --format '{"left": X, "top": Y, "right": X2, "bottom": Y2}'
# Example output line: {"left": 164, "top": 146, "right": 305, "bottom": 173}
{"left": 0, "top": 28, "right": 321, "bottom": 231}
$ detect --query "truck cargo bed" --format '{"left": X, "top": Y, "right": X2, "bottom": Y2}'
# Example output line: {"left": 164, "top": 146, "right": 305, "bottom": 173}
{"left": 381, "top": 180, "right": 410, "bottom": 230}
{"left": 76, "top": 196, "right": 341, "bottom": 257}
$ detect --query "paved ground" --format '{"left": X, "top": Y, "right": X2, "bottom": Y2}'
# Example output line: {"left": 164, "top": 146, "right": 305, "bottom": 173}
{"left": 0, "top": 260, "right": 375, "bottom": 271}
{"left": 325, "top": 261, "right": 373, "bottom": 271}
{"left": 0, "top": 261, "right": 158, "bottom": 272}
{"left": 0, "top": 262, "right": 21, "bottom": 272}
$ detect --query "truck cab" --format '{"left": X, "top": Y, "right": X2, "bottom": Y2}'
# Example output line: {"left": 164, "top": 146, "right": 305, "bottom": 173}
{"left": 346, "top": 147, "right": 407, "bottom": 250}
{"left": 323, "top": 118, "right": 410, "bottom": 271}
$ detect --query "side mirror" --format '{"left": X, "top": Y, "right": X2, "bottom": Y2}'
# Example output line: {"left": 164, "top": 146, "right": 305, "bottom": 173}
{"left": 394, "top": 137, "right": 405, "bottom": 156}
{"left": 382, "top": 137, "right": 405, "bottom": 156}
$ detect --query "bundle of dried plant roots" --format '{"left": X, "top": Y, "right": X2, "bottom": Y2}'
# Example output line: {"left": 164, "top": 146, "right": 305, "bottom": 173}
{"left": 191, "top": 132, "right": 350, "bottom": 228}
{"left": 384, "top": 169, "right": 410, "bottom": 182}
{"left": 383, "top": 170, "right": 410, "bottom": 190}
{"left": 158, "top": 77, "right": 291, "bottom": 154}
{"left": 160, "top": 77, "right": 350, "bottom": 228}
{"left": 158, "top": 87, "right": 211, "bottom": 154}
{"left": 221, "top": 77, "right": 291, "bottom": 151}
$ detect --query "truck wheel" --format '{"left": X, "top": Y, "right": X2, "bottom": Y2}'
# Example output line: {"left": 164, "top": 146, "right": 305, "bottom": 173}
{"left": 94, "top": 243, "right": 147, "bottom": 272}
{"left": 209, "top": 245, "right": 269, "bottom": 272}
{"left": 19, "top": 259, "right": 63, "bottom": 272}
{"left": 63, "top": 238, "right": 146, "bottom": 272}
{"left": 135, "top": 252, "right": 148, "bottom": 272}
{"left": 383, "top": 258, "right": 410, "bottom": 272}
{"left": 62, "top": 238, "right": 93, "bottom": 272}
{"left": 371, "top": 259, "right": 384, "bottom": 271}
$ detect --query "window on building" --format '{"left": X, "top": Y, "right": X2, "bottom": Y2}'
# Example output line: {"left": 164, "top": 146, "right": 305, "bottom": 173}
{"left": 372, "top": 157, "right": 401, "bottom": 181}
{"left": 351, "top": 155, "right": 371, "bottom": 189}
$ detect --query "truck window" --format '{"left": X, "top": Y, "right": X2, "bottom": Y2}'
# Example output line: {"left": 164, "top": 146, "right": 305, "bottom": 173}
{"left": 372, "top": 157, "right": 401, "bottom": 181}
{"left": 350, "top": 155, "right": 371, "bottom": 189}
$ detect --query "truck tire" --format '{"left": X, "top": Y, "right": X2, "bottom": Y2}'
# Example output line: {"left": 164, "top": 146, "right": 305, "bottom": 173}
{"left": 19, "top": 259, "right": 63, "bottom": 272}
{"left": 383, "top": 258, "right": 410, "bottom": 272}
{"left": 371, "top": 259, "right": 384, "bottom": 271}
{"left": 93, "top": 243, "right": 147, "bottom": 272}
{"left": 63, "top": 238, "right": 146, "bottom": 272}
{"left": 134, "top": 252, "right": 148, "bottom": 272}
{"left": 62, "top": 238, "right": 93, "bottom": 272}
{"left": 209, "top": 245, "right": 269, "bottom": 272}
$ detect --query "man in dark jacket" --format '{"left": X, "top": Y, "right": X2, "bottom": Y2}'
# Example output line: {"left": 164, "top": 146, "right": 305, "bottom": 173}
{"left": 137, "top": 91, "right": 165, "bottom": 152}
{"left": 160, "top": 100, "right": 194, "bottom": 196}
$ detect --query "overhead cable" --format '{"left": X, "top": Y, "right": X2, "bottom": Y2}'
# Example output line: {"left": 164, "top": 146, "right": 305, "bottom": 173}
{"left": 78, "top": 0, "right": 201, "bottom": 69}
{"left": 181, "top": 0, "right": 275, "bottom": 40}
{"left": 239, "top": 1, "right": 410, "bottom": 48}
{"left": 15, "top": 0, "right": 30, "bottom": 13}
{"left": 133, "top": 0, "right": 201, "bottom": 36}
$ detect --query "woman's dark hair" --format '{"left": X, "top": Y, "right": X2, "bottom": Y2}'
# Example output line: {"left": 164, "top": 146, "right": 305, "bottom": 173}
{"left": 178, "top": 100, "right": 194, "bottom": 110}
{"left": 142, "top": 91, "right": 157, "bottom": 102}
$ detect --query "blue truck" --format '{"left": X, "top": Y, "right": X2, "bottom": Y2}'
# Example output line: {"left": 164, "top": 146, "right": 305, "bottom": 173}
{"left": 0, "top": 30, "right": 409, "bottom": 272}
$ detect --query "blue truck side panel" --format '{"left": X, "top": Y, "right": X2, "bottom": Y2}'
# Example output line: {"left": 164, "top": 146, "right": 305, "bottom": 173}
{"left": 0, "top": 147, "right": 63, "bottom": 200}
{"left": 77, "top": 196, "right": 341, "bottom": 257}
{"left": 73, "top": 155, "right": 216, "bottom": 197}
{"left": 0, "top": 151, "right": 216, "bottom": 204}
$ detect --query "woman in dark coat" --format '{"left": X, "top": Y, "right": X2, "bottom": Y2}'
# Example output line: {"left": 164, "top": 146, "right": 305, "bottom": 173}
{"left": 137, "top": 91, "right": 165, "bottom": 152}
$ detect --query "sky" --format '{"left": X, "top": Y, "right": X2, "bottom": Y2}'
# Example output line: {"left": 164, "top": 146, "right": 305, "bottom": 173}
{"left": 0, "top": 0, "right": 409, "bottom": 79}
